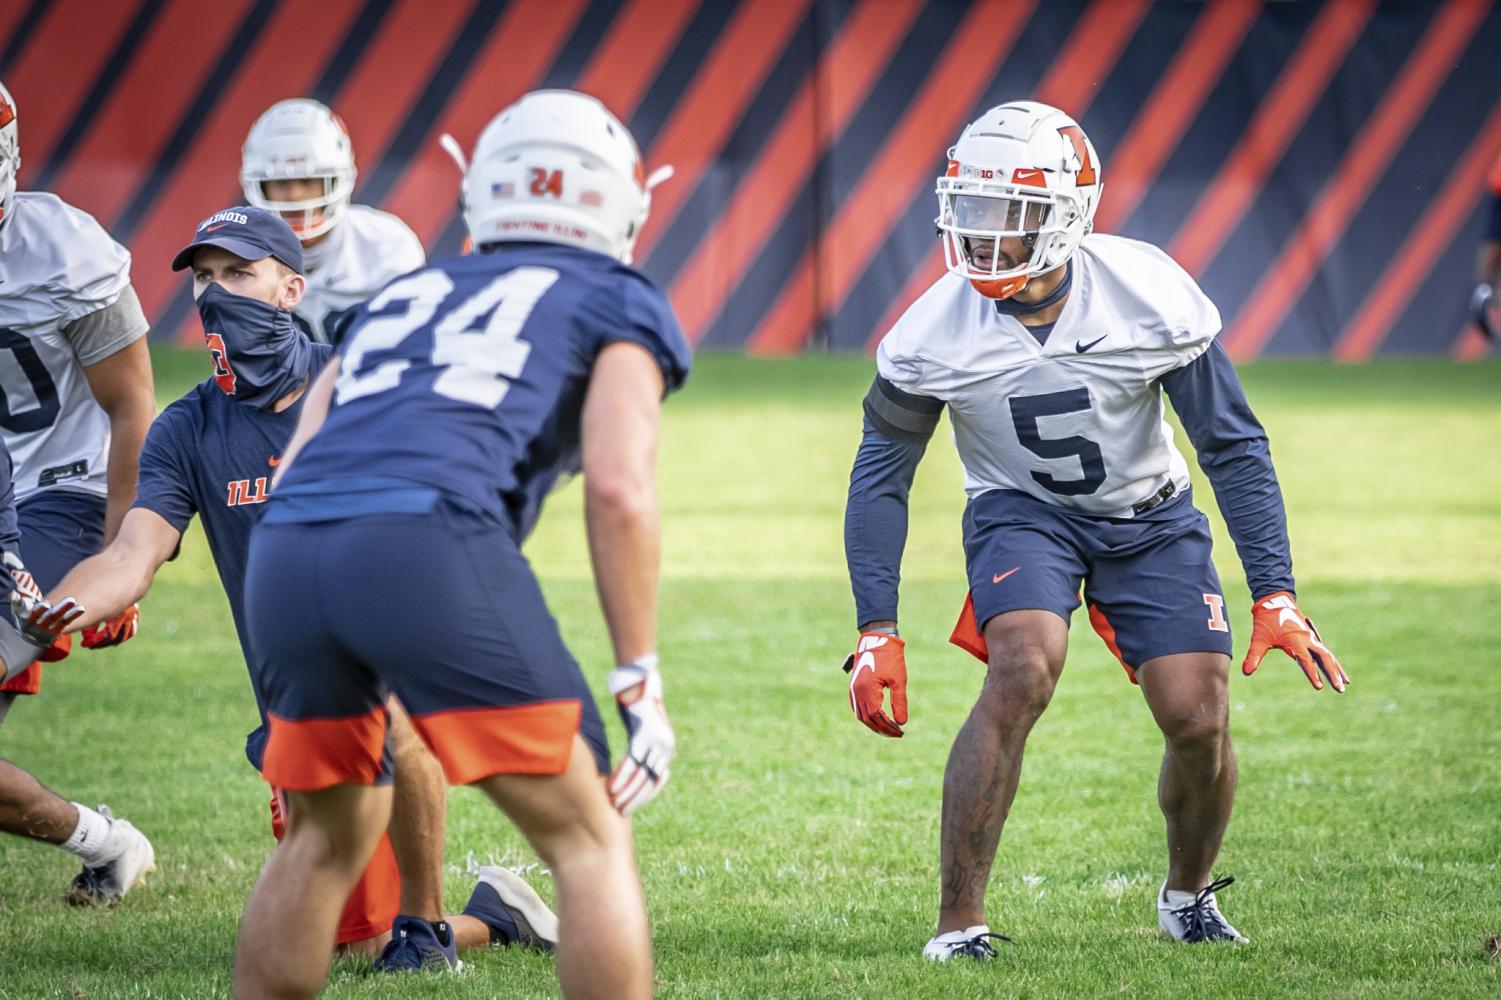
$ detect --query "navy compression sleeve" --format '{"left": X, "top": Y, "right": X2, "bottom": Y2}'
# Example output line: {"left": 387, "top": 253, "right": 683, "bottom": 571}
{"left": 1160, "top": 340, "right": 1295, "bottom": 598}
{"left": 845, "top": 377, "right": 943, "bottom": 626}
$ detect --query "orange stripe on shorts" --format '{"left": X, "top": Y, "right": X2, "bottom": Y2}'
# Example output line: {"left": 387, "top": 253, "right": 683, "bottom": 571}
{"left": 409, "top": 700, "right": 582, "bottom": 786}
{"left": 1088, "top": 604, "right": 1139, "bottom": 686}
{"left": 264, "top": 707, "right": 389, "bottom": 790}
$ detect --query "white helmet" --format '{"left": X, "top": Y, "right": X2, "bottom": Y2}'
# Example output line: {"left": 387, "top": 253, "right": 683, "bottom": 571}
{"left": 462, "top": 90, "right": 665, "bottom": 264}
{"left": 0, "top": 80, "right": 18, "bottom": 225}
{"left": 935, "top": 101, "right": 1102, "bottom": 300}
{"left": 241, "top": 98, "right": 356, "bottom": 243}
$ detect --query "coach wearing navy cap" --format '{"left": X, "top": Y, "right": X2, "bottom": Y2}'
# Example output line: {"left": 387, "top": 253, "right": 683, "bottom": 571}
{"left": 172, "top": 205, "right": 313, "bottom": 411}
{"left": 170, "top": 204, "right": 305, "bottom": 275}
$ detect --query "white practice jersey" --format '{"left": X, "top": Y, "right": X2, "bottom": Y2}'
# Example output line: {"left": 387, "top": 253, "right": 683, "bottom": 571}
{"left": 295, "top": 204, "right": 425, "bottom": 343}
{"left": 876, "top": 233, "right": 1220, "bottom": 517}
{"left": 0, "top": 192, "right": 146, "bottom": 500}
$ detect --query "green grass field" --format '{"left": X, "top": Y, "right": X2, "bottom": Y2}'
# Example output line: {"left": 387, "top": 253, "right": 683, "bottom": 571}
{"left": 1, "top": 349, "right": 1498, "bottom": 998}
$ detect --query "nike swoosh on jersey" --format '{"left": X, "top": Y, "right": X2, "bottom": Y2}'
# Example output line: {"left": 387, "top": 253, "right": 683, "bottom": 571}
{"left": 992, "top": 566, "right": 1021, "bottom": 585}
{"left": 1075, "top": 335, "right": 1107, "bottom": 353}
{"left": 267, "top": 455, "right": 281, "bottom": 467}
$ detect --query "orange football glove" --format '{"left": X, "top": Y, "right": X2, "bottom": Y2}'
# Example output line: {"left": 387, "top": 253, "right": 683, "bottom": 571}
{"left": 81, "top": 604, "right": 139, "bottom": 649}
{"left": 1242, "top": 591, "right": 1349, "bottom": 693}
{"left": 842, "top": 632, "right": 908, "bottom": 738}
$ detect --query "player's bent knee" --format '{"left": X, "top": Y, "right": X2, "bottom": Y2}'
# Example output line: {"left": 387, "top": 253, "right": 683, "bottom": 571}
{"left": 282, "top": 785, "right": 392, "bottom": 873}
{"left": 977, "top": 643, "right": 1060, "bottom": 722}
{"left": 475, "top": 736, "right": 627, "bottom": 862}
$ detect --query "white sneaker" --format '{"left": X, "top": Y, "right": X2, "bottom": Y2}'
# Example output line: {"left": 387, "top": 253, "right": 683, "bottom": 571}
{"left": 461, "top": 865, "right": 559, "bottom": 952}
{"left": 1157, "top": 877, "right": 1248, "bottom": 943}
{"left": 64, "top": 805, "right": 156, "bottom": 907}
{"left": 923, "top": 924, "right": 1011, "bottom": 961}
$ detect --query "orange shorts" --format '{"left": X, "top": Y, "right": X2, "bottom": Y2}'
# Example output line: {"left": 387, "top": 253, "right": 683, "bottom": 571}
{"left": 268, "top": 788, "right": 400, "bottom": 945}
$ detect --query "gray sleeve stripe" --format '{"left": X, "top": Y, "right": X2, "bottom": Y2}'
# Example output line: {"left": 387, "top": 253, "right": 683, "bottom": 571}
{"left": 64, "top": 284, "right": 150, "bottom": 367}
{"left": 863, "top": 376, "right": 943, "bottom": 443}
{"left": 874, "top": 374, "right": 944, "bottom": 413}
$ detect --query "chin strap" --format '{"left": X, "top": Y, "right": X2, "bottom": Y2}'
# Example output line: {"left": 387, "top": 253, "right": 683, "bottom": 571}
{"left": 991, "top": 260, "right": 1071, "bottom": 314}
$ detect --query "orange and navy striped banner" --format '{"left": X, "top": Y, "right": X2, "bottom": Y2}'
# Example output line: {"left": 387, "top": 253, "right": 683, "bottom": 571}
{"left": 6, "top": 0, "right": 1499, "bottom": 358}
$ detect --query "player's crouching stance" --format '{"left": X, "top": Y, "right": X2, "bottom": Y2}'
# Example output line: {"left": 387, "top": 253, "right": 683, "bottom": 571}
{"left": 841, "top": 102, "right": 1349, "bottom": 960}
{"left": 226, "top": 90, "right": 687, "bottom": 999}
{"left": 0, "top": 79, "right": 155, "bottom": 907}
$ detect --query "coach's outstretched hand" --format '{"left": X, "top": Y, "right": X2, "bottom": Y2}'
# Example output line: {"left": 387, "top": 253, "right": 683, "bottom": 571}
{"left": 843, "top": 632, "right": 908, "bottom": 737}
{"left": 1242, "top": 591, "right": 1349, "bottom": 693}
{"left": 608, "top": 655, "right": 675, "bottom": 816}
{"left": 5, "top": 552, "right": 82, "bottom": 660}
{"left": 81, "top": 604, "right": 140, "bottom": 649}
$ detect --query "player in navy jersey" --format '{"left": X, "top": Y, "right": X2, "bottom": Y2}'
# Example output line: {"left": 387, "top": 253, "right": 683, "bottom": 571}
{"left": 217, "top": 90, "right": 688, "bottom": 1000}
{"left": 27, "top": 207, "right": 556, "bottom": 961}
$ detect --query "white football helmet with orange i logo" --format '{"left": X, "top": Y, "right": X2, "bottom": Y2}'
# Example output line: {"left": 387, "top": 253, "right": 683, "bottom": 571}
{"left": 0, "top": 80, "right": 19, "bottom": 225}
{"left": 935, "top": 101, "right": 1102, "bottom": 299}
{"left": 460, "top": 89, "right": 672, "bottom": 265}
{"left": 241, "top": 99, "right": 357, "bottom": 243}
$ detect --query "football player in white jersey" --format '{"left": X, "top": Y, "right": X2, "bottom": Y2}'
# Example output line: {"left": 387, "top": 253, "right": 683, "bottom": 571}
{"left": 0, "top": 79, "right": 156, "bottom": 905}
{"left": 842, "top": 102, "right": 1349, "bottom": 959}
{"left": 240, "top": 98, "right": 426, "bottom": 344}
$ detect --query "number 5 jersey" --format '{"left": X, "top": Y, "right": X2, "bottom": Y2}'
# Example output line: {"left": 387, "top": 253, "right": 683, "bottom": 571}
{"left": 849, "top": 232, "right": 1295, "bottom": 627}
{"left": 875, "top": 233, "right": 1219, "bottom": 518}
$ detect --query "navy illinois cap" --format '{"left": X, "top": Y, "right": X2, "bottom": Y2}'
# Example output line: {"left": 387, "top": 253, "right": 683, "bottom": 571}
{"left": 170, "top": 205, "right": 305, "bottom": 273}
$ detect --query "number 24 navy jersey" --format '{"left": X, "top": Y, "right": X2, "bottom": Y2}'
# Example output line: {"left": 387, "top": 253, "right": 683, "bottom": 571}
{"left": 271, "top": 244, "right": 691, "bottom": 539}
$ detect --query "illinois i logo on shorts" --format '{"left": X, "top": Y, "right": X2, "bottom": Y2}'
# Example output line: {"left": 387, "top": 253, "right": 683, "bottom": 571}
{"left": 1203, "top": 593, "right": 1229, "bottom": 632}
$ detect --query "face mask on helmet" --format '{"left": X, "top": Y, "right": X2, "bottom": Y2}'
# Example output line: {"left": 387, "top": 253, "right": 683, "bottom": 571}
{"left": 241, "top": 99, "right": 356, "bottom": 243}
{"left": 0, "top": 81, "right": 19, "bottom": 227}
{"left": 934, "top": 101, "right": 1102, "bottom": 300}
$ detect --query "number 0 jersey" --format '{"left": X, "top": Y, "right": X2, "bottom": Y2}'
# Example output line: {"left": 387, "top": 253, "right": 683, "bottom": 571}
{"left": 876, "top": 233, "right": 1218, "bottom": 518}
{"left": 294, "top": 204, "right": 426, "bottom": 344}
{"left": 0, "top": 192, "right": 147, "bottom": 500}
{"left": 272, "top": 244, "right": 691, "bottom": 538}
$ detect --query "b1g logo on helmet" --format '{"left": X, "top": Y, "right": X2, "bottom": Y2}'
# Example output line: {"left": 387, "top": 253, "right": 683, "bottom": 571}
{"left": 205, "top": 332, "right": 237, "bottom": 395}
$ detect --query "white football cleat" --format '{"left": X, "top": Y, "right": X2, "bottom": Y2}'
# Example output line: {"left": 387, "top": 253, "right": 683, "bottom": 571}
{"left": 65, "top": 805, "right": 156, "bottom": 907}
{"left": 462, "top": 865, "right": 559, "bottom": 952}
{"left": 923, "top": 924, "right": 1012, "bottom": 961}
{"left": 1157, "top": 876, "right": 1248, "bottom": 943}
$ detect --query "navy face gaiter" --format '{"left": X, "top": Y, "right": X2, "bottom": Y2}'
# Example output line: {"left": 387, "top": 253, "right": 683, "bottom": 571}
{"left": 196, "top": 282, "right": 313, "bottom": 410}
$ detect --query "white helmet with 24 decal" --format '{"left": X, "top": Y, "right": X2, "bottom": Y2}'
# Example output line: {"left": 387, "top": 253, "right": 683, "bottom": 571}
{"left": 241, "top": 98, "right": 357, "bottom": 243}
{"left": 460, "top": 89, "right": 672, "bottom": 265}
{"left": 935, "top": 101, "right": 1102, "bottom": 300}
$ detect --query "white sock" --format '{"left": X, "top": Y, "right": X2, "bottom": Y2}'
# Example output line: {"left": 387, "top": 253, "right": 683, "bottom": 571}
{"left": 1163, "top": 887, "right": 1200, "bottom": 907}
{"left": 61, "top": 803, "right": 112, "bottom": 862}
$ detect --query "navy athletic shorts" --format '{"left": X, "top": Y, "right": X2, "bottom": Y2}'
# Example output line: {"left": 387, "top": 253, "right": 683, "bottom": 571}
{"left": 16, "top": 489, "right": 107, "bottom": 588}
{"left": 245, "top": 498, "right": 610, "bottom": 791}
{"left": 961, "top": 487, "right": 1233, "bottom": 679}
